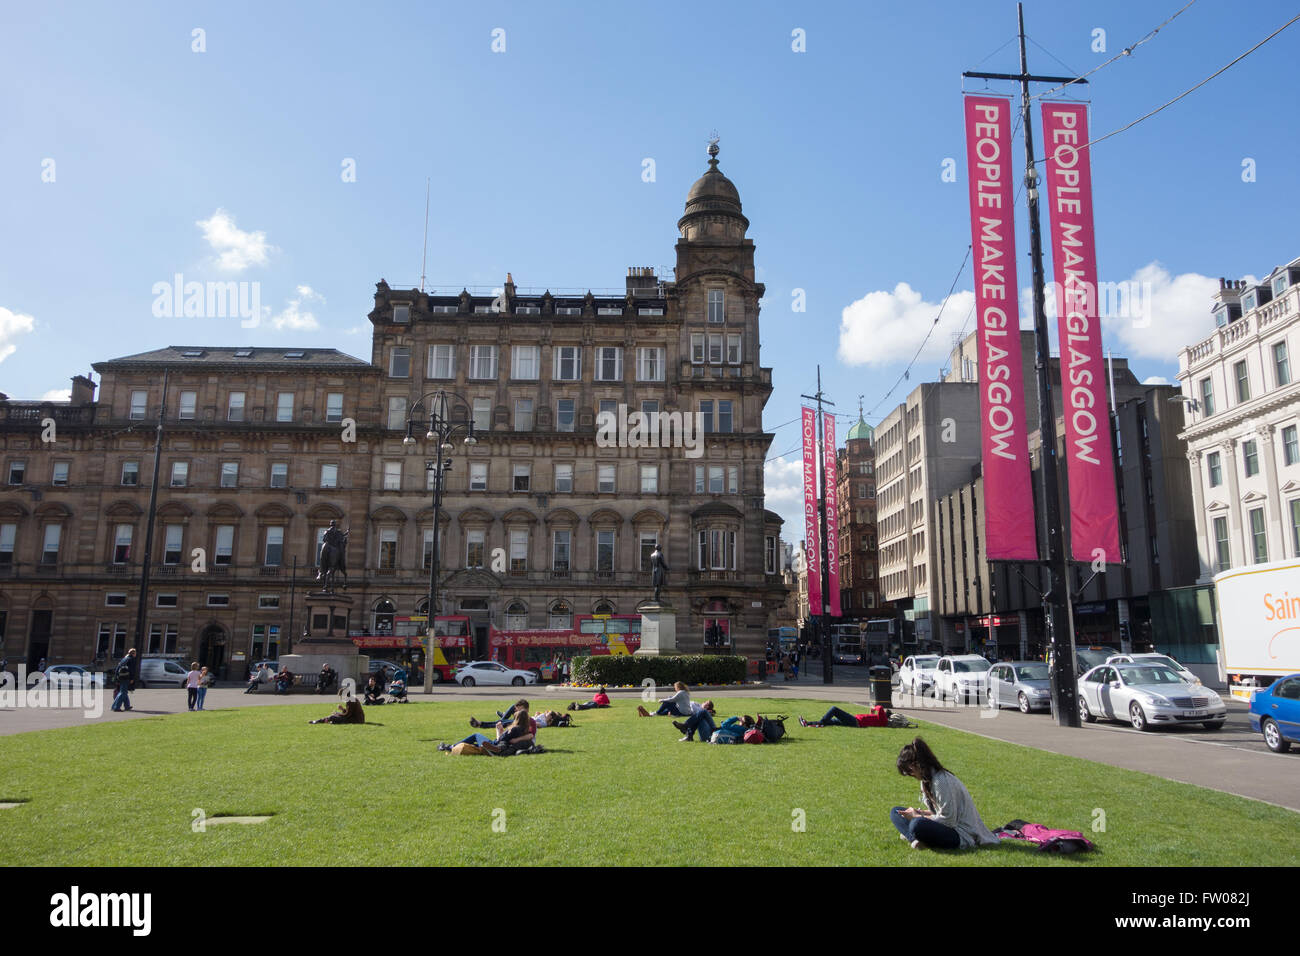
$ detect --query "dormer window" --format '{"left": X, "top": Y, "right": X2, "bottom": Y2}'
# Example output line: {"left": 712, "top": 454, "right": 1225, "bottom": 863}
{"left": 1214, "top": 306, "right": 1229, "bottom": 328}
{"left": 284, "top": 351, "right": 305, "bottom": 359}
{"left": 234, "top": 349, "right": 253, "bottom": 358}
{"left": 181, "top": 350, "right": 204, "bottom": 358}
{"left": 1274, "top": 275, "right": 1289, "bottom": 297}
{"left": 1242, "top": 291, "right": 1257, "bottom": 312}
{"left": 393, "top": 304, "right": 410, "bottom": 323}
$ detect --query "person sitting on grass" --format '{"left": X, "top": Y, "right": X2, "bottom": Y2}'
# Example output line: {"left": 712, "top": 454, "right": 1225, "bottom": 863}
{"left": 890, "top": 737, "right": 999, "bottom": 851}
{"left": 637, "top": 681, "right": 690, "bottom": 717}
{"left": 440, "top": 707, "right": 535, "bottom": 754}
{"left": 310, "top": 699, "right": 366, "bottom": 725}
{"left": 363, "top": 675, "right": 385, "bottom": 705}
{"left": 470, "top": 698, "right": 528, "bottom": 728}
{"left": 568, "top": 686, "right": 610, "bottom": 711}
{"left": 799, "top": 705, "right": 892, "bottom": 728}
{"left": 672, "top": 699, "right": 717, "bottom": 742}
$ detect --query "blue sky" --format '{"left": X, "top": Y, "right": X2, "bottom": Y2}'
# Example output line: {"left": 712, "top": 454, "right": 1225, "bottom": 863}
{"left": 3, "top": 0, "right": 1299, "bottom": 532}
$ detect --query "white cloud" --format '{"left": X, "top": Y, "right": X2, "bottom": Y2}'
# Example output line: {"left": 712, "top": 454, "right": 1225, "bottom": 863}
{"left": 342, "top": 325, "right": 368, "bottom": 336}
{"left": 1098, "top": 263, "right": 1223, "bottom": 361}
{"left": 838, "top": 282, "right": 977, "bottom": 368}
{"left": 40, "top": 388, "right": 72, "bottom": 402}
{"left": 196, "top": 208, "right": 273, "bottom": 272}
{"left": 268, "top": 285, "right": 324, "bottom": 331}
{"left": 0, "top": 305, "right": 36, "bottom": 364}
{"left": 764, "top": 456, "right": 807, "bottom": 540}
{"left": 1142, "top": 375, "right": 1170, "bottom": 386}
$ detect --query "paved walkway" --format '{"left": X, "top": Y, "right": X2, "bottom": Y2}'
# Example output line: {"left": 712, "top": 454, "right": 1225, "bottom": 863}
{"left": 3, "top": 676, "right": 1295, "bottom": 812}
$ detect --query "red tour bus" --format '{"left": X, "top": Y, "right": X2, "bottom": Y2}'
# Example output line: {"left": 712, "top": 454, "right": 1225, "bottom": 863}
{"left": 491, "top": 614, "right": 641, "bottom": 680}
{"left": 350, "top": 614, "right": 472, "bottom": 684}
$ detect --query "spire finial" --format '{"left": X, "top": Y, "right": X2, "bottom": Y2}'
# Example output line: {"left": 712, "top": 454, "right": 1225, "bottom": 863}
{"left": 707, "top": 130, "right": 720, "bottom": 166}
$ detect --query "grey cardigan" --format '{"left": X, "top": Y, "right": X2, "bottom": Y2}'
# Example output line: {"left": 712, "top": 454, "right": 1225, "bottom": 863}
{"left": 921, "top": 771, "right": 1000, "bottom": 848}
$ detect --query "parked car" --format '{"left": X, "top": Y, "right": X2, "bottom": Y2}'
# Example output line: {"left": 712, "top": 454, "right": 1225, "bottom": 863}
{"left": 1106, "top": 652, "right": 1201, "bottom": 685}
{"left": 1248, "top": 672, "right": 1300, "bottom": 753}
{"left": 986, "top": 661, "right": 1052, "bottom": 713}
{"left": 1077, "top": 663, "right": 1227, "bottom": 731}
{"left": 933, "top": 655, "right": 991, "bottom": 703}
{"left": 453, "top": 661, "right": 539, "bottom": 687}
{"left": 898, "top": 655, "right": 940, "bottom": 696}
{"left": 138, "top": 657, "right": 189, "bottom": 688}
{"left": 25, "top": 664, "right": 106, "bottom": 688}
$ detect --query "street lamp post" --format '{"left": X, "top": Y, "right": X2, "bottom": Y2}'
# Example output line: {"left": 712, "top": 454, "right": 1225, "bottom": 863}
{"left": 404, "top": 391, "right": 476, "bottom": 694}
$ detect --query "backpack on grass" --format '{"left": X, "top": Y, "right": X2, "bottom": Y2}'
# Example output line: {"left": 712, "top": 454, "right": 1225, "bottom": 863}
{"left": 757, "top": 715, "right": 788, "bottom": 742}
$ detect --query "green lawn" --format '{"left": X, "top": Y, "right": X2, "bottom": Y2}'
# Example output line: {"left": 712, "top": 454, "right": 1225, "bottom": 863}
{"left": 1, "top": 697, "right": 1295, "bottom": 866}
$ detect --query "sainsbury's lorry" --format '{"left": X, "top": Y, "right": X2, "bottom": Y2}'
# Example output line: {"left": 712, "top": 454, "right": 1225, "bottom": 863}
{"left": 1213, "top": 557, "right": 1300, "bottom": 700}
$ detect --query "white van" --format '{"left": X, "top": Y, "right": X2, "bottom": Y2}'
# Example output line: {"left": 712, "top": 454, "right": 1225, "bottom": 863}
{"left": 138, "top": 657, "right": 188, "bottom": 688}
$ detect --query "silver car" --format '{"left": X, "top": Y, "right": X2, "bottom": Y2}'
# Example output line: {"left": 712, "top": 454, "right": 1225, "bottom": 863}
{"left": 1077, "top": 663, "right": 1227, "bottom": 731}
{"left": 986, "top": 661, "right": 1052, "bottom": 713}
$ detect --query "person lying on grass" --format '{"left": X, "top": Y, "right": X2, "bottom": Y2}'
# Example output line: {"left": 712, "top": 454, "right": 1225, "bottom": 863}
{"left": 890, "top": 737, "right": 998, "bottom": 851}
{"left": 708, "top": 713, "right": 755, "bottom": 743}
{"left": 671, "top": 699, "right": 716, "bottom": 741}
{"left": 568, "top": 686, "right": 610, "bottom": 711}
{"left": 799, "top": 705, "right": 891, "bottom": 728}
{"left": 470, "top": 698, "right": 528, "bottom": 728}
{"left": 440, "top": 707, "right": 535, "bottom": 754}
{"left": 309, "top": 699, "right": 366, "bottom": 725}
{"left": 637, "top": 681, "right": 690, "bottom": 717}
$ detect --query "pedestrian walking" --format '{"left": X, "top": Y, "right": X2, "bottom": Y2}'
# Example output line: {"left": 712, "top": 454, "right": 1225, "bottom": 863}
{"left": 111, "top": 648, "right": 138, "bottom": 712}
{"left": 196, "top": 666, "right": 210, "bottom": 710}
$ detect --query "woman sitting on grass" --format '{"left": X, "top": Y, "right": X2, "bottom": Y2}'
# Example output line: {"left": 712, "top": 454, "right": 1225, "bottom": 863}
{"left": 799, "top": 705, "right": 891, "bottom": 728}
{"left": 309, "top": 699, "right": 366, "bottom": 725}
{"left": 638, "top": 681, "right": 690, "bottom": 717}
{"left": 440, "top": 707, "right": 535, "bottom": 754}
{"left": 890, "top": 737, "right": 998, "bottom": 851}
{"left": 568, "top": 686, "right": 610, "bottom": 711}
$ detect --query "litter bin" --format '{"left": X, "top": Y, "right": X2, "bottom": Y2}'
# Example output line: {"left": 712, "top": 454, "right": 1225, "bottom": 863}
{"left": 869, "top": 665, "right": 893, "bottom": 705}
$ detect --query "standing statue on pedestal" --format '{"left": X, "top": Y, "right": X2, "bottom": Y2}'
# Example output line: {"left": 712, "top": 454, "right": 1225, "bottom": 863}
{"left": 316, "top": 520, "right": 350, "bottom": 593}
{"left": 650, "top": 542, "right": 669, "bottom": 603}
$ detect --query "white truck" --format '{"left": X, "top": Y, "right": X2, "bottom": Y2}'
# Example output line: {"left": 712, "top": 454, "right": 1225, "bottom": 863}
{"left": 1213, "top": 557, "right": 1300, "bottom": 700}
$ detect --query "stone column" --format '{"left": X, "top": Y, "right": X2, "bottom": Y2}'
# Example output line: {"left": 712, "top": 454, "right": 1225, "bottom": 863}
{"left": 1257, "top": 423, "right": 1283, "bottom": 557}
{"left": 1222, "top": 438, "right": 1243, "bottom": 566}
{"left": 1186, "top": 449, "right": 1210, "bottom": 581}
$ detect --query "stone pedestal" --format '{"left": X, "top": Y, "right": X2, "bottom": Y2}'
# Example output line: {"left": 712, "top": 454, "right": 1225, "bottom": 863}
{"left": 292, "top": 592, "right": 364, "bottom": 684}
{"left": 635, "top": 602, "right": 678, "bottom": 656}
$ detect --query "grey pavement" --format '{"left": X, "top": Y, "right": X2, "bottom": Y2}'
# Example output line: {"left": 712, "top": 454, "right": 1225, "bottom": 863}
{"left": 2, "top": 673, "right": 1296, "bottom": 814}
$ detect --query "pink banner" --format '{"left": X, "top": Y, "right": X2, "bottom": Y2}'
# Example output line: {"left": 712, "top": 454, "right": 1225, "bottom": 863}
{"left": 964, "top": 95, "right": 1039, "bottom": 560}
{"left": 823, "top": 414, "right": 842, "bottom": 617}
{"left": 1041, "top": 102, "right": 1120, "bottom": 563}
{"left": 801, "top": 407, "right": 822, "bottom": 615}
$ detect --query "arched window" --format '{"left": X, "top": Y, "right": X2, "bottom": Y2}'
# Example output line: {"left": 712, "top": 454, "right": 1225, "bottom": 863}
{"left": 505, "top": 601, "right": 528, "bottom": 630}
{"left": 593, "top": 600, "right": 615, "bottom": 615}
{"left": 373, "top": 599, "right": 396, "bottom": 634}
{"left": 549, "top": 601, "right": 572, "bottom": 630}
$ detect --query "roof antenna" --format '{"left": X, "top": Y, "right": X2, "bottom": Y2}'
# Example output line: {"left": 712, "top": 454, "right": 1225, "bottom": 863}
{"left": 419, "top": 177, "right": 430, "bottom": 293}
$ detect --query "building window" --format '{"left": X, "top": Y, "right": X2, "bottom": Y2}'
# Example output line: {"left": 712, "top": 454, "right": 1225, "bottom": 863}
{"left": 105, "top": 592, "right": 127, "bottom": 607}
{"left": 164, "top": 525, "right": 183, "bottom": 565}
{"left": 122, "top": 461, "right": 140, "bottom": 486}
{"left": 214, "top": 525, "right": 234, "bottom": 566}
{"left": 717, "top": 400, "right": 733, "bottom": 433}
{"left": 270, "top": 463, "right": 288, "bottom": 488}
{"left": 258, "top": 594, "right": 281, "bottom": 610}
{"left": 8, "top": 460, "right": 26, "bottom": 485}
{"left": 52, "top": 462, "right": 69, "bottom": 486}
{"left": 697, "top": 529, "right": 737, "bottom": 570}
{"left": 428, "top": 344, "right": 455, "bottom": 379}
{"left": 708, "top": 289, "right": 725, "bottom": 323}
{"left": 640, "top": 533, "right": 657, "bottom": 571}
{"left": 378, "top": 529, "right": 398, "bottom": 569}
{"left": 276, "top": 392, "right": 294, "bottom": 422}
{"left": 264, "top": 527, "right": 284, "bottom": 566}
{"left": 0, "top": 524, "right": 14, "bottom": 567}
{"left": 112, "top": 524, "right": 133, "bottom": 564}
{"left": 170, "top": 462, "right": 188, "bottom": 487}
{"left": 637, "top": 347, "right": 664, "bottom": 381}
{"left": 514, "top": 398, "right": 534, "bottom": 432}
{"left": 598, "top": 463, "right": 616, "bottom": 493}
{"left": 320, "top": 464, "right": 338, "bottom": 489}
{"left": 1275, "top": 341, "right": 1291, "bottom": 387}
{"left": 1235, "top": 361, "right": 1250, "bottom": 404}
{"left": 556, "top": 399, "right": 575, "bottom": 432}
{"left": 1200, "top": 378, "right": 1215, "bottom": 417}
{"left": 549, "top": 601, "right": 572, "bottom": 629}
{"left": 764, "top": 537, "right": 776, "bottom": 572}
{"left": 147, "top": 623, "right": 180, "bottom": 654}
{"left": 421, "top": 528, "right": 435, "bottom": 570}
{"left": 512, "top": 345, "right": 540, "bottom": 380}
{"left": 708, "top": 465, "right": 724, "bottom": 494}
{"left": 509, "top": 529, "right": 528, "bottom": 572}
{"left": 469, "top": 462, "right": 487, "bottom": 491}
{"left": 1291, "top": 500, "right": 1300, "bottom": 557}
{"left": 728, "top": 465, "right": 739, "bottom": 494}
{"left": 512, "top": 464, "right": 531, "bottom": 492}
{"left": 596, "top": 530, "right": 615, "bottom": 572}
{"left": 207, "top": 594, "right": 229, "bottom": 608}
{"left": 387, "top": 396, "right": 408, "bottom": 431}
{"left": 1285, "top": 426, "right": 1300, "bottom": 467}
{"left": 468, "top": 397, "right": 490, "bottom": 433}
{"left": 555, "top": 463, "right": 573, "bottom": 493}
{"left": 178, "top": 390, "right": 196, "bottom": 420}
{"left": 466, "top": 529, "right": 485, "bottom": 568}
{"left": 220, "top": 462, "right": 239, "bottom": 488}
{"left": 1207, "top": 451, "right": 1222, "bottom": 487}
{"left": 130, "top": 390, "right": 148, "bottom": 420}
{"left": 505, "top": 601, "right": 528, "bottom": 629}
{"left": 691, "top": 333, "right": 706, "bottom": 364}
{"left": 390, "top": 346, "right": 411, "bottom": 378}
{"left": 469, "top": 345, "right": 498, "bottom": 379}
{"left": 554, "top": 346, "right": 581, "bottom": 381}
{"left": 640, "top": 464, "right": 658, "bottom": 493}
{"left": 700, "top": 401, "right": 713, "bottom": 434}
{"left": 326, "top": 393, "right": 344, "bottom": 423}
{"left": 41, "top": 524, "right": 61, "bottom": 564}
{"left": 1250, "top": 507, "right": 1268, "bottom": 564}
{"left": 599, "top": 399, "right": 617, "bottom": 418}
{"left": 726, "top": 334, "right": 742, "bottom": 365}
{"left": 383, "top": 461, "right": 402, "bottom": 491}
{"left": 708, "top": 333, "right": 724, "bottom": 364}
{"left": 1243, "top": 440, "right": 1260, "bottom": 478}
{"left": 228, "top": 392, "right": 246, "bottom": 422}
{"left": 553, "top": 530, "right": 571, "bottom": 572}
{"left": 595, "top": 347, "right": 623, "bottom": 381}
